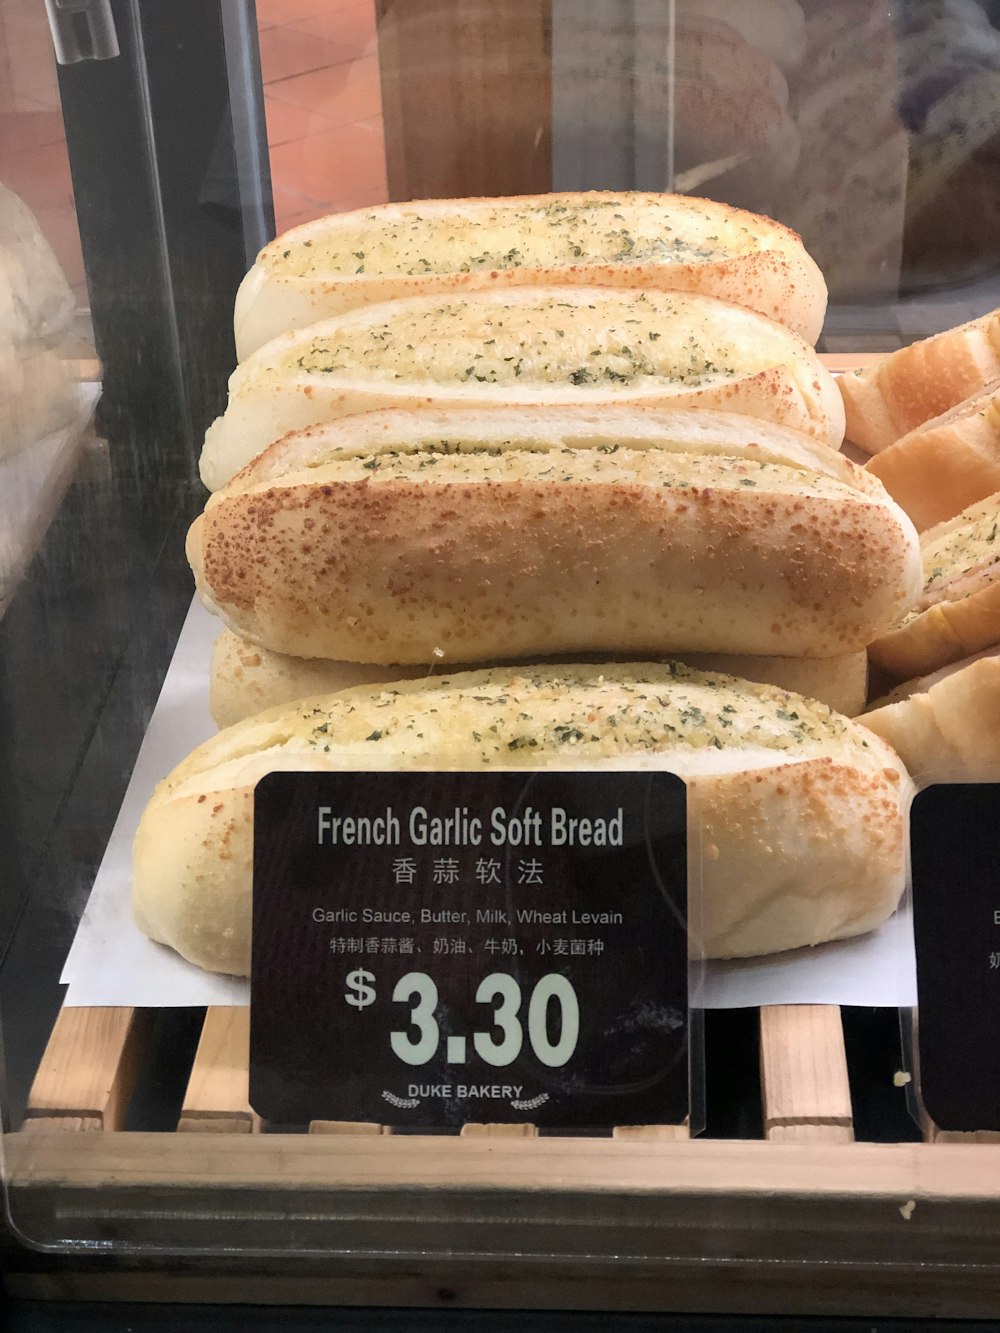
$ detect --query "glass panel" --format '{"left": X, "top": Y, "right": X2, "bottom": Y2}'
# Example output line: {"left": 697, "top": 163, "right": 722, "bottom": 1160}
{"left": 0, "top": 2, "right": 997, "bottom": 1309}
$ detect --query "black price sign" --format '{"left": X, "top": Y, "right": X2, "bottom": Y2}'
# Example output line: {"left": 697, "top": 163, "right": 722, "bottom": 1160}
{"left": 250, "top": 770, "right": 688, "bottom": 1129}
{"left": 911, "top": 784, "right": 1000, "bottom": 1133}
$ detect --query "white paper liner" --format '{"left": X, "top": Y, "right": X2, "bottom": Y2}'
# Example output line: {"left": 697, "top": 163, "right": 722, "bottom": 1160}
{"left": 62, "top": 597, "right": 917, "bottom": 1009}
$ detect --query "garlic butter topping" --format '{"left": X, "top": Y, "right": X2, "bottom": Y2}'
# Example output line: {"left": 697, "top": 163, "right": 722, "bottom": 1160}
{"left": 923, "top": 499, "right": 1000, "bottom": 592}
{"left": 264, "top": 443, "right": 863, "bottom": 500}
{"left": 282, "top": 290, "right": 786, "bottom": 390}
{"left": 165, "top": 665, "right": 881, "bottom": 802}
{"left": 271, "top": 196, "right": 752, "bottom": 279}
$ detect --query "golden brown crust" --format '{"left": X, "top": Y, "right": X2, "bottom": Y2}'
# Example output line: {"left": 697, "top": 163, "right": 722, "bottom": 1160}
{"left": 694, "top": 759, "right": 905, "bottom": 958}
{"left": 861, "top": 653, "right": 1000, "bottom": 779}
{"left": 839, "top": 309, "right": 1000, "bottom": 454}
{"left": 868, "top": 491, "right": 1000, "bottom": 678}
{"left": 865, "top": 379, "right": 1000, "bottom": 529}
{"left": 868, "top": 579, "right": 1000, "bottom": 678}
{"left": 234, "top": 191, "right": 827, "bottom": 359}
{"left": 191, "top": 406, "right": 919, "bottom": 664}
{"left": 133, "top": 662, "right": 909, "bottom": 974}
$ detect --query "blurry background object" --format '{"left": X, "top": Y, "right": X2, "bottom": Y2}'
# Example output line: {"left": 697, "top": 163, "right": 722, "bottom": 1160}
{"left": 782, "top": 0, "right": 909, "bottom": 304}
{"left": 0, "top": 182, "right": 79, "bottom": 462}
{"left": 377, "top": 0, "right": 550, "bottom": 200}
{"left": 0, "top": 183, "right": 98, "bottom": 613}
{"left": 896, "top": 0, "right": 1000, "bottom": 291}
{"left": 0, "top": 179, "right": 75, "bottom": 345}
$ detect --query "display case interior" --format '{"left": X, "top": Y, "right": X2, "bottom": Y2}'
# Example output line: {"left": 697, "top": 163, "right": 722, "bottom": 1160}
{"left": 1, "top": 0, "right": 1000, "bottom": 1315}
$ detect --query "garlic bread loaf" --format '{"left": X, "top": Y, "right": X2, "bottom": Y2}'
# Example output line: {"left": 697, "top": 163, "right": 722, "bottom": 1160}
{"left": 190, "top": 406, "right": 917, "bottom": 664}
{"left": 869, "top": 492, "right": 1000, "bottom": 678}
{"left": 210, "top": 627, "right": 869, "bottom": 728}
{"left": 133, "top": 663, "right": 909, "bottom": 975}
{"left": 865, "top": 378, "right": 1000, "bottom": 530}
{"left": 862, "top": 648, "right": 1000, "bottom": 779}
{"left": 839, "top": 307, "right": 1000, "bottom": 454}
{"left": 234, "top": 191, "right": 826, "bottom": 359}
{"left": 201, "top": 287, "right": 845, "bottom": 490}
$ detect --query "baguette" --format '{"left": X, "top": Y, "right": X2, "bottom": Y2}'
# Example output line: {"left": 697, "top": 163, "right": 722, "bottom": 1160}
{"left": 839, "top": 307, "right": 1000, "bottom": 454}
{"left": 865, "top": 378, "right": 1000, "bottom": 530}
{"left": 210, "top": 628, "right": 869, "bottom": 728}
{"left": 234, "top": 191, "right": 826, "bottom": 360}
{"left": 868, "top": 492, "right": 1000, "bottom": 678}
{"left": 201, "top": 287, "right": 845, "bottom": 490}
{"left": 861, "top": 649, "right": 1000, "bottom": 779}
{"left": 190, "top": 406, "right": 917, "bottom": 664}
{"left": 133, "top": 662, "right": 910, "bottom": 975}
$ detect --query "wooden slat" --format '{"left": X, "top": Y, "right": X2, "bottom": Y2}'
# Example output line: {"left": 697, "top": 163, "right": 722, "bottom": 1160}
{"left": 612, "top": 1124, "right": 689, "bottom": 1141}
{"left": 9, "top": 1130, "right": 1000, "bottom": 1307}
{"left": 24, "top": 1007, "right": 146, "bottom": 1131}
{"left": 309, "top": 1122, "right": 388, "bottom": 1136}
{"left": 460, "top": 1122, "right": 538, "bottom": 1138}
{"left": 760, "top": 1005, "right": 854, "bottom": 1142}
{"left": 768, "top": 1123, "right": 854, "bottom": 1144}
{"left": 10, "top": 1131, "right": 1000, "bottom": 1202}
{"left": 928, "top": 1127, "right": 1000, "bottom": 1145}
{"left": 177, "top": 1008, "right": 259, "bottom": 1134}
{"left": 19, "top": 1116, "right": 102, "bottom": 1133}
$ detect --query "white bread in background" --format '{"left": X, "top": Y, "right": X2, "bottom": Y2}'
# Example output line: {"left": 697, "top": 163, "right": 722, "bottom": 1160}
{"left": 190, "top": 406, "right": 916, "bottom": 664}
{"left": 234, "top": 191, "right": 826, "bottom": 359}
{"left": 865, "top": 378, "right": 1000, "bottom": 530}
{"left": 861, "top": 648, "right": 1000, "bottom": 780}
{"left": 133, "top": 662, "right": 910, "bottom": 975}
{"left": 676, "top": 0, "right": 806, "bottom": 71}
{"left": 839, "top": 308, "right": 1000, "bottom": 454}
{"left": 868, "top": 492, "right": 1000, "bottom": 679}
{"left": 209, "top": 628, "right": 869, "bottom": 729}
{"left": 0, "top": 183, "right": 75, "bottom": 347}
{"left": 669, "top": 17, "right": 800, "bottom": 208}
{"left": 0, "top": 341, "right": 78, "bottom": 460}
{"left": 202, "top": 287, "right": 845, "bottom": 490}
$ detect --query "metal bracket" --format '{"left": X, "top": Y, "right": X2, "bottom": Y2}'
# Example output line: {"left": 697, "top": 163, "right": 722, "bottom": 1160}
{"left": 45, "top": 0, "right": 120, "bottom": 64}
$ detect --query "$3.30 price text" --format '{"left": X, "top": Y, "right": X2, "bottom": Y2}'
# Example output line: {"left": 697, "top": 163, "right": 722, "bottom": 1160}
{"left": 344, "top": 968, "right": 579, "bottom": 1068}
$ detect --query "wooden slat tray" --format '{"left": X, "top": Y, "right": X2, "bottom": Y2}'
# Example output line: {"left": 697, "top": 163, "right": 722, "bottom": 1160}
{"left": 7, "top": 996, "right": 1000, "bottom": 1316}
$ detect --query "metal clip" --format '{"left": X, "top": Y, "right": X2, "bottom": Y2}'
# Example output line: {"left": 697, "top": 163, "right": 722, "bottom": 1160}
{"left": 45, "top": 0, "right": 120, "bottom": 65}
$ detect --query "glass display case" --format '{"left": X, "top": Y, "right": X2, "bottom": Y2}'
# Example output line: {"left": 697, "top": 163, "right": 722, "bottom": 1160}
{"left": 1, "top": 0, "right": 999, "bottom": 1316}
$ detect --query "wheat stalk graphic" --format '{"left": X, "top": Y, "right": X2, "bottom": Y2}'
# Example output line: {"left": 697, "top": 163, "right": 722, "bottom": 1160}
{"left": 382, "top": 1090, "right": 420, "bottom": 1109}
